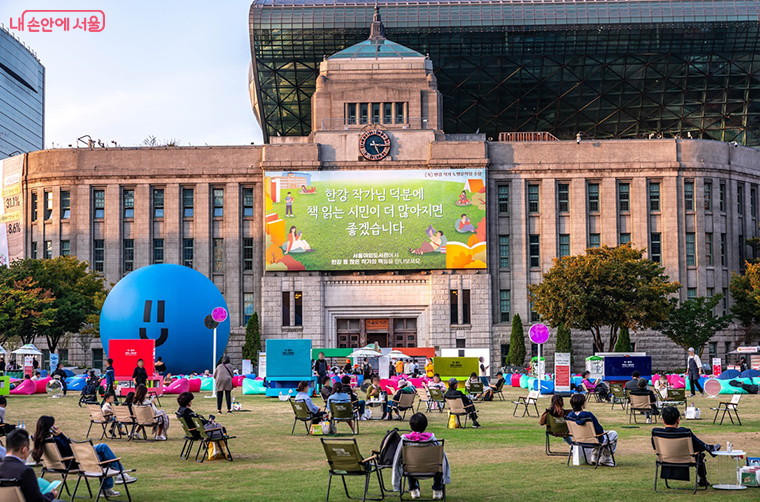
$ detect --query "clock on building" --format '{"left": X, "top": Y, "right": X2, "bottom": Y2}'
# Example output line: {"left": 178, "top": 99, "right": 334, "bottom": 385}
{"left": 359, "top": 130, "right": 391, "bottom": 161}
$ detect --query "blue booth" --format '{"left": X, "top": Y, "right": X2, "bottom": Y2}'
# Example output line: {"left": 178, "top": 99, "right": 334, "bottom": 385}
{"left": 265, "top": 339, "right": 316, "bottom": 397}
{"left": 603, "top": 356, "right": 652, "bottom": 381}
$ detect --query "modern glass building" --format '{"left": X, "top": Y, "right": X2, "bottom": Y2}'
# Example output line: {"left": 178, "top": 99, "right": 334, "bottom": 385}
{"left": 0, "top": 25, "right": 44, "bottom": 158}
{"left": 249, "top": 0, "right": 760, "bottom": 145}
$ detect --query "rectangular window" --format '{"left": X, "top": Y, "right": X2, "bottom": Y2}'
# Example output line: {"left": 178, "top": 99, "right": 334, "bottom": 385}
{"left": 183, "top": 238, "right": 194, "bottom": 268}
{"left": 31, "top": 242, "right": 37, "bottom": 259}
{"left": 499, "top": 235, "right": 510, "bottom": 268}
{"left": 213, "top": 238, "right": 224, "bottom": 272}
{"left": 559, "top": 234, "right": 570, "bottom": 257}
{"left": 649, "top": 182, "right": 660, "bottom": 211}
{"left": 243, "top": 188, "right": 254, "bottom": 217}
{"left": 153, "top": 238, "right": 164, "bottom": 264}
{"left": 59, "top": 349, "right": 68, "bottom": 366}
{"left": 530, "top": 301, "right": 540, "bottom": 323}
{"left": 707, "top": 287, "right": 714, "bottom": 298}
{"left": 619, "top": 233, "right": 631, "bottom": 245}
{"left": 31, "top": 192, "right": 38, "bottom": 221}
{"left": 92, "top": 348, "right": 103, "bottom": 370}
{"left": 650, "top": 233, "right": 662, "bottom": 263}
{"left": 360, "top": 103, "right": 369, "bottom": 124}
{"left": 618, "top": 183, "right": 630, "bottom": 212}
{"left": 529, "top": 235, "right": 540, "bottom": 267}
{"left": 394, "top": 102, "right": 404, "bottom": 123}
{"left": 704, "top": 182, "right": 712, "bottom": 211}
{"left": 383, "top": 103, "right": 392, "bottom": 124}
{"left": 709, "top": 342, "right": 717, "bottom": 360}
{"left": 455, "top": 339, "right": 466, "bottom": 349}
{"left": 282, "top": 292, "right": 291, "bottom": 326}
{"left": 243, "top": 238, "right": 254, "bottom": 271}
{"left": 498, "top": 185, "right": 509, "bottom": 214}
{"left": 752, "top": 187, "right": 758, "bottom": 217}
{"left": 60, "top": 191, "right": 70, "bottom": 219}
{"left": 684, "top": 181, "right": 694, "bottom": 211}
{"left": 705, "top": 233, "right": 713, "bottom": 266}
{"left": 153, "top": 189, "right": 164, "bottom": 218}
{"left": 499, "top": 290, "right": 511, "bottom": 323}
{"left": 738, "top": 183, "right": 744, "bottom": 215}
{"left": 449, "top": 290, "right": 459, "bottom": 325}
{"left": 528, "top": 184, "right": 539, "bottom": 213}
{"left": 724, "top": 341, "right": 733, "bottom": 355}
{"left": 93, "top": 240, "right": 104, "bottom": 272}
{"left": 243, "top": 293, "right": 255, "bottom": 325}
{"left": 294, "top": 291, "right": 303, "bottom": 326}
{"left": 123, "top": 189, "right": 134, "bottom": 219}
{"left": 213, "top": 188, "right": 224, "bottom": 217}
{"left": 721, "top": 233, "right": 727, "bottom": 266}
{"left": 60, "top": 240, "right": 70, "bottom": 257}
{"left": 722, "top": 288, "right": 728, "bottom": 315}
{"left": 739, "top": 235, "right": 745, "bottom": 266}
{"left": 557, "top": 183, "right": 569, "bottom": 213}
{"left": 93, "top": 189, "right": 105, "bottom": 219}
{"left": 587, "top": 183, "right": 600, "bottom": 213}
{"left": 462, "top": 289, "right": 471, "bottom": 324}
{"left": 183, "top": 188, "right": 194, "bottom": 218}
{"left": 589, "top": 233, "right": 601, "bottom": 249}
{"left": 44, "top": 191, "right": 53, "bottom": 220}
{"left": 687, "top": 288, "right": 697, "bottom": 299}
{"left": 719, "top": 183, "right": 726, "bottom": 212}
{"left": 44, "top": 240, "right": 52, "bottom": 259}
{"left": 686, "top": 233, "right": 696, "bottom": 266}
{"left": 371, "top": 103, "right": 380, "bottom": 123}
{"left": 346, "top": 103, "right": 356, "bottom": 124}
{"left": 123, "top": 239, "right": 134, "bottom": 272}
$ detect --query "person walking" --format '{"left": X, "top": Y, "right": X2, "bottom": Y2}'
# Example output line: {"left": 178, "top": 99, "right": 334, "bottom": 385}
{"left": 687, "top": 347, "right": 704, "bottom": 396}
{"left": 314, "top": 352, "right": 329, "bottom": 389}
{"left": 51, "top": 363, "right": 68, "bottom": 397}
{"left": 214, "top": 356, "right": 235, "bottom": 414}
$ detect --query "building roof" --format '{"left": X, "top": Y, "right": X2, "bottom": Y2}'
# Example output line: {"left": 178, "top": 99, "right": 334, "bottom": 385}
{"left": 327, "top": 5, "right": 423, "bottom": 60}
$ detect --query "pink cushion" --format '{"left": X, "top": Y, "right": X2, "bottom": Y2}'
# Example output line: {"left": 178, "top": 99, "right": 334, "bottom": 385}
{"left": 188, "top": 378, "right": 202, "bottom": 392}
{"left": 164, "top": 378, "right": 190, "bottom": 394}
{"left": 511, "top": 374, "right": 522, "bottom": 387}
{"left": 34, "top": 376, "right": 52, "bottom": 394}
{"left": 232, "top": 375, "right": 245, "bottom": 387}
{"left": 10, "top": 379, "right": 37, "bottom": 395}
{"left": 669, "top": 375, "right": 685, "bottom": 388}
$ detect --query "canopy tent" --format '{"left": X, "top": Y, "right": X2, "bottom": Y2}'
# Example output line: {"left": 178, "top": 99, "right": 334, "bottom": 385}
{"left": 11, "top": 344, "right": 42, "bottom": 356}
{"left": 386, "top": 349, "right": 412, "bottom": 360}
{"left": 0, "top": 345, "right": 6, "bottom": 354}
{"left": 311, "top": 348, "right": 354, "bottom": 359}
{"left": 348, "top": 344, "right": 383, "bottom": 359}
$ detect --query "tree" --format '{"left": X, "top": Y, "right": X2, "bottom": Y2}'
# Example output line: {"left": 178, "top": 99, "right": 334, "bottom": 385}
{"left": 141, "top": 135, "right": 181, "bottom": 147}
{"left": 0, "top": 277, "right": 56, "bottom": 345}
{"left": 614, "top": 327, "right": 632, "bottom": 352}
{"left": 242, "top": 312, "right": 262, "bottom": 369}
{"left": 529, "top": 245, "right": 680, "bottom": 352}
{"left": 554, "top": 322, "right": 574, "bottom": 366}
{"left": 507, "top": 313, "right": 526, "bottom": 366}
{"left": 657, "top": 295, "right": 733, "bottom": 357}
{"left": 730, "top": 262, "right": 760, "bottom": 327}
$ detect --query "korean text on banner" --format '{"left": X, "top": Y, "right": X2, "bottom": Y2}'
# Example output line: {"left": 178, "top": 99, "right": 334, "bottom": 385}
{"left": 0, "top": 155, "right": 24, "bottom": 267}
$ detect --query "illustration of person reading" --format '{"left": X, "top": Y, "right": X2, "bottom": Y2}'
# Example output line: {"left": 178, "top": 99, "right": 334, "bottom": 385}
{"left": 457, "top": 214, "right": 476, "bottom": 233}
{"left": 456, "top": 190, "right": 471, "bottom": 206}
{"left": 285, "top": 192, "right": 294, "bottom": 217}
{"left": 410, "top": 225, "right": 447, "bottom": 255}
{"left": 299, "top": 185, "right": 316, "bottom": 194}
{"left": 285, "top": 226, "right": 312, "bottom": 253}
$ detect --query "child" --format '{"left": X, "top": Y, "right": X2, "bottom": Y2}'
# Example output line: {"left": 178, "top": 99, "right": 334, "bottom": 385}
{"left": 567, "top": 393, "right": 618, "bottom": 466}
{"left": 0, "top": 396, "right": 16, "bottom": 434}
{"left": 391, "top": 413, "right": 450, "bottom": 500}
{"left": 101, "top": 393, "right": 123, "bottom": 437}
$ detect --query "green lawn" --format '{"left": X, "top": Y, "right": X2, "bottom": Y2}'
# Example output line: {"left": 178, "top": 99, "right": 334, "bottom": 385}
{"left": 7, "top": 389, "right": 760, "bottom": 501}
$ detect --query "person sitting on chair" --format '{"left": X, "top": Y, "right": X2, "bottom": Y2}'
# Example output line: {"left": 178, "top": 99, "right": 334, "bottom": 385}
{"left": 624, "top": 371, "right": 641, "bottom": 392}
{"left": 295, "top": 381, "right": 325, "bottom": 424}
{"left": 341, "top": 375, "right": 366, "bottom": 417}
{"left": 365, "top": 376, "right": 382, "bottom": 401}
{"left": 176, "top": 391, "right": 226, "bottom": 440}
{"left": 567, "top": 393, "right": 617, "bottom": 466}
{"left": 0, "top": 396, "right": 16, "bottom": 435}
{"left": 326, "top": 382, "right": 355, "bottom": 432}
{"left": 391, "top": 413, "right": 450, "bottom": 500}
{"left": 427, "top": 374, "right": 446, "bottom": 392}
{"left": 654, "top": 374, "right": 669, "bottom": 399}
{"left": 0, "top": 429, "right": 59, "bottom": 502}
{"left": 319, "top": 376, "right": 333, "bottom": 402}
{"left": 465, "top": 372, "right": 493, "bottom": 401}
{"left": 652, "top": 406, "right": 721, "bottom": 487}
{"left": 539, "top": 395, "right": 571, "bottom": 445}
{"left": 383, "top": 379, "right": 415, "bottom": 421}
{"left": 444, "top": 379, "right": 481, "bottom": 428}
{"left": 581, "top": 371, "right": 611, "bottom": 402}
{"left": 630, "top": 377, "right": 659, "bottom": 423}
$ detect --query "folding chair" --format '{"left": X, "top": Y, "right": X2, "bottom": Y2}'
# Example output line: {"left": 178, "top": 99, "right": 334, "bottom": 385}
{"left": 581, "top": 382, "right": 602, "bottom": 403}
{"left": 177, "top": 416, "right": 199, "bottom": 460}
{"left": 416, "top": 387, "right": 433, "bottom": 413}
{"left": 86, "top": 404, "right": 109, "bottom": 440}
{"left": 132, "top": 406, "right": 159, "bottom": 441}
{"left": 112, "top": 406, "right": 135, "bottom": 441}
{"left": 652, "top": 429, "right": 707, "bottom": 493}
{"left": 710, "top": 394, "right": 742, "bottom": 425}
{"left": 658, "top": 388, "right": 686, "bottom": 410}
{"left": 492, "top": 379, "right": 506, "bottom": 401}
{"left": 400, "top": 440, "right": 446, "bottom": 502}
{"left": 545, "top": 414, "right": 570, "bottom": 457}
{"left": 291, "top": 398, "right": 314, "bottom": 435}
{"left": 629, "top": 394, "right": 658, "bottom": 424}
{"left": 511, "top": 390, "right": 540, "bottom": 417}
{"left": 40, "top": 441, "right": 85, "bottom": 498}
{"left": 445, "top": 397, "right": 471, "bottom": 429}
{"left": 566, "top": 420, "right": 616, "bottom": 469}
{"left": 321, "top": 438, "right": 384, "bottom": 502}
{"left": 394, "top": 393, "right": 416, "bottom": 421}
{"left": 427, "top": 388, "right": 446, "bottom": 413}
{"left": 467, "top": 382, "right": 484, "bottom": 402}
{"left": 69, "top": 439, "right": 137, "bottom": 502}
{"left": 0, "top": 479, "right": 24, "bottom": 502}
{"left": 191, "top": 416, "right": 235, "bottom": 463}
{"left": 330, "top": 401, "right": 359, "bottom": 434}
{"left": 609, "top": 384, "right": 627, "bottom": 411}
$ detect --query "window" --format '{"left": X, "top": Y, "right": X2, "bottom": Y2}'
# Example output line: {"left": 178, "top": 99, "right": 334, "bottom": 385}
{"left": 346, "top": 103, "right": 356, "bottom": 124}
{"left": 244, "top": 293, "right": 255, "bottom": 325}
{"left": 649, "top": 182, "right": 660, "bottom": 211}
{"left": 371, "top": 103, "right": 380, "bottom": 123}
{"left": 93, "top": 240, "right": 104, "bottom": 272}
{"left": 183, "top": 188, "right": 194, "bottom": 218}
{"left": 707, "top": 287, "right": 714, "bottom": 298}
{"left": 450, "top": 290, "right": 459, "bottom": 325}
{"left": 752, "top": 187, "right": 758, "bottom": 217}
{"left": 684, "top": 181, "right": 694, "bottom": 211}
{"left": 44, "top": 240, "right": 52, "bottom": 259}
{"left": 709, "top": 342, "right": 717, "bottom": 360}
{"left": 529, "top": 235, "right": 540, "bottom": 267}
{"left": 558, "top": 183, "right": 569, "bottom": 213}
{"left": 719, "top": 183, "right": 726, "bottom": 212}
{"left": 704, "top": 182, "right": 712, "bottom": 211}
{"left": 183, "top": 238, "right": 194, "bottom": 268}
{"left": 394, "top": 102, "right": 404, "bottom": 123}
{"left": 650, "top": 233, "right": 662, "bottom": 263}
{"left": 92, "top": 348, "right": 103, "bottom": 370}
{"left": 724, "top": 341, "right": 733, "bottom": 355}
{"left": 739, "top": 235, "right": 745, "bottom": 266}
{"left": 589, "top": 233, "right": 600, "bottom": 249}
{"left": 123, "top": 239, "right": 134, "bottom": 272}
{"left": 530, "top": 301, "right": 540, "bottom": 322}
{"left": 360, "top": 103, "right": 368, "bottom": 124}
{"left": 213, "top": 238, "right": 224, "bottom": 272}
{"left": 686, "top": 232, "right": 696, "bottom": 266}
{"left": 243, "top": 188, "right": 254, "bottom": 217}
{"left": 44, "top": 191, "right": 52, "bottom": 220}
{"left": 498, "top": 185, "right": 509, "bottom": 214}
{"left": 93, "top": 189, "right": 105, "bottom": 219}
{"left": 722, "top": 288, "right": 728, "bottom": 315}
{"left": 528, "top": 184, "right": 539, "bottom": 213}
{"left": 705, "top": 233, "right": 713, "bottom": 266}
{"left": 282, "top": 292, "right": 291, "bottom": 326}
{"left": 213, "top": 188, "right": 224, "bottom": 217}
{"left": 499, "top": 235, "right": 510, "bottom": 268}
{"left": 31, "top": 192, "right": 38, "bottom": 221}
{"left": 587, "top": 183, "right": 600, "bottom": 213}
{"left": 153, "top": 239, "right": 164, "bottom": 264}
{"left": 123, "top": 189, "right": 134, "bottom": 219}
{"left": 31, "top": 242, "right": 37, "bottom": 259}
{"left": 456, "top": 339, "right": 466, "bottom": 349}
{"left": 61, "top": 240, "right": 70, "bottom": 257}
{"left": 462, "top": 289, "right": 471, "bottom": 324}
{"left": 153, "top": 189, "right": 164, "bottom": 218}
{"left": 720, "top": 233, "right": 727, "bottom": 266}
{"left": 738, "top": 183, "right": 744, "bottom": 215}
{"left": 294, "top": 291, "right": 303, "bottom": 326}
{"left": 687, "top": 288, "right": 697, "bottom": 299}
{"left": 619, "top": 233, "right": 631, "bottom": 245}
{"left": 383, "top": 103, "right": 392, "bottom": 124}
{"left": 618, "top": 183, "right": 630, "bottom": 212}
{"left": 559, "top": 234, "right": 570, "bottom": 257}
{"left": 499, "top": 290, "right": 511, "bottom": 323}
{"left": 61, "top": 191, "right": 70, "bottom": 219}
{"left": 243, "top": 238, "right": 254, "bottom": 271}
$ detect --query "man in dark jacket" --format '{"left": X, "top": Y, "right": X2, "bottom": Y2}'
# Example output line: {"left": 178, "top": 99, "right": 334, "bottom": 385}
{"left": 314, "top": 352, "right": 329, "bottom": 389}
{"left": 624, "top": 371, "right": 641, "bottom": 392}
{"left": 444, "top": 378, "right": 481, "bottom": 428}
{"left": 132, "top": 359, "right": 148, "bottom": 387}
{"left": 51, "top": 363, "right": 68, "bottom": 396}
{"left": 0, "top": 429, "right": 58, "bottom": 501}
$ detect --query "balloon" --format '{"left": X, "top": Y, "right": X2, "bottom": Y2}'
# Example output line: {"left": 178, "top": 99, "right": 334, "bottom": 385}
{"left": 100, "top": 264, "right": 229, "bottom": 375}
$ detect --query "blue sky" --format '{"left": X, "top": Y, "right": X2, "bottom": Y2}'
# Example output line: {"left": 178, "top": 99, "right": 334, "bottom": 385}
{"left": 1, "top": 0, "right": 263, "bottom": 147}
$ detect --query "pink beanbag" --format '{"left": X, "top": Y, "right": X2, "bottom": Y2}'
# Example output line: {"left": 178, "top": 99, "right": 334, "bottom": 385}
{"left": 511, "top": 374, "right": 522, "bottom": 387}
{"left": 188, "top": 378, "right": 202, "bottom": 392}
{"left": 10, "top": 379, "right": 37, "bottom": 395}
{"left": 34, "top": 376, "right": 52, "bottom": 394}
{"left": 164, "top": 378, "right": 190, "bottom": 394}
{"left": 232, "top": 375, "right": 245, "bottom": 387}
{"left": 669, "top": 375, "right": 685, "bottom": 388}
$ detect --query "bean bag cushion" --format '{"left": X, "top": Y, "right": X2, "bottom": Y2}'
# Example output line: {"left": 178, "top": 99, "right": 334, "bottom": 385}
{"left": 244, "top": 374, "right": 256, "bottom": 379}
{"left": 510, "top": 374, "right": 521, "bottom": 387}
{"left": 519, "top": 375, "right": 528, "bottom": 389}
{"left": 242, "top": 377, "right": 266, "bottom": 395}
{"left": 66, "top": 377, "right": 87, "bottom": 391}
{"left": 668, "top": 375, "right": 685, "bottom": 389}
{"left": 408, "top": 378, "right": 425, "bottom": 389}
{"left": 719, "top": 379, "right": 745, "bottom": 394}
{"left": 740, "top": 369, "right": 760, "bottom": 379}
{"left": 684, "top": 376, "right": 708, "bottom": 391}
{"left": 200, "top": 377, "right": 213, "bottom": 392}
{"left": 10, "top": 379, "right": 36, "bottom": 395}
{"left": 717, "top": 369, "right": 741, "bottom": 380}
{"left": 164, "top": 378, "right": 189, "bottom": 394}
{"left": 527, "top": 377, "right": 536, "bottom": 391}
{"left": 34, "top": 376, "right": 52, "bottom": 394}
{"left": 571, "top": 376, "right": 583, "bottom": 387}
{"left": 532, "top": 380, "right": 554, "bottom": 394}
{"left": 188, "top": 378, "right": 202, "bottom": 393}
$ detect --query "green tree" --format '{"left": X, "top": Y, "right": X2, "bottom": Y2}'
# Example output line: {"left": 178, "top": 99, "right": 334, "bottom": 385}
{"left": 657, "top": 295, "right": 733, "bottom": 357}
{"left": 242, "top": 312, "right": 262, "bottom": 368}
{"left": 529, "top": 245, "right": 680, "bottom": 352}
{"left": 614, "top": 327, "right": 632, "bottom": 352}
{"left": 0, "top": 277, "right": 56, "bottom": 345}
{"left": 729, "top": 262, "right": 760, "bottom": 327}
{"left": 555, "top": 322, "right": 573, "bottom": 366}
{"left": 507, "top": 313, "right": 526, "bottom": 366}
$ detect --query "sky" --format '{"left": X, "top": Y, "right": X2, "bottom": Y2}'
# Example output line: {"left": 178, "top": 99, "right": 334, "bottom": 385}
{"left": 1, "top": 0, "right": 264, "bottom": 148}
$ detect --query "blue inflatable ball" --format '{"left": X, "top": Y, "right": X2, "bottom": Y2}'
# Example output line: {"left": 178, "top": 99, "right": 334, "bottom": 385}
{"left": 100, "top": 264, "right": 229, "bottom": 376}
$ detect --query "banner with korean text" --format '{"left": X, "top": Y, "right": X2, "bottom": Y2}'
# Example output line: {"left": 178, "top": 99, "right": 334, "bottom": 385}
{"left": 264, "top": 169, "right": 487, "bottom": 271}
{"left": 0, "top": 155, "right": 24, "bottom": 267}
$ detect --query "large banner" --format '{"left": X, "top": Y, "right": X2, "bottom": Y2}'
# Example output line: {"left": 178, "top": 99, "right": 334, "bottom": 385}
{"left": 264, "top": 169, "right": 487, "bottom": 271}
{"left": 0, "top": 155, "right": 24, "bottom": 267}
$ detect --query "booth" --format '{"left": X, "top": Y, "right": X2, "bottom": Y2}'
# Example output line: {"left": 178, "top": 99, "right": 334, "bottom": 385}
{"left": 585, "top": 356, "right": 604, "bottom": 380}
{"left": 433, "top": 357, "right": 478, "bottom": 384}
{"left": 108, "top": 339, "right": 164, "bottom": 396}
{"left": 440, "top": 349, "right": 490, "bottom": 376}
{"left": 603, "top": 355, "right": 652, "bottom": 381}
{"left": 265, "top": 339, "right": 315, "bottom": 397}
{"left": 0, "top": 375, "right": 10, "bottom": 396}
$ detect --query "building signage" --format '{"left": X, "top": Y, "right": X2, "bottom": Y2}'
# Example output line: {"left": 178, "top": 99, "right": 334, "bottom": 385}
{"left": 0, "top": 155, "right": 24, "bottom": 267}
{"left": 554, "top": 353, "right": 571, "bottom": 393}
{"left": 366, "top": 319, "right": 389, "bottom": 330}
{"left": 264, "top": 169, "right": 487, "bottom": 271}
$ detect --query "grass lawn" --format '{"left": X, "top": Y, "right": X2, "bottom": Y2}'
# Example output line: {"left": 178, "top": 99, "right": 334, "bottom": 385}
{"left": 7, "top": 389, "right": 760, "bottom": 501}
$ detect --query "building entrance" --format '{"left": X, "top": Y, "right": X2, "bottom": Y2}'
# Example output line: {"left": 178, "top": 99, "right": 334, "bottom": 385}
{"left": 335, "top": 317, "right": 417, "bottom": 348}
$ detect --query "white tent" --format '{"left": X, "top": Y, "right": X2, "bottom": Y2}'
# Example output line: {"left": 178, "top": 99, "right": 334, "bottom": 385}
{"left": 11, "top": 344, "right": 43, "bottom": 356}
{"left": 348, "top": 344, "right": 383, "bottom": 359}
{"left": 0, "top": 345, "right": 6, "bottom": 355}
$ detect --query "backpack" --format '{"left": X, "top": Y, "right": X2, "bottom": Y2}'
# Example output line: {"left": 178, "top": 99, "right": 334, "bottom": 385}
{"left": 377, "top": 428, "right": 404, "bottom": 467}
